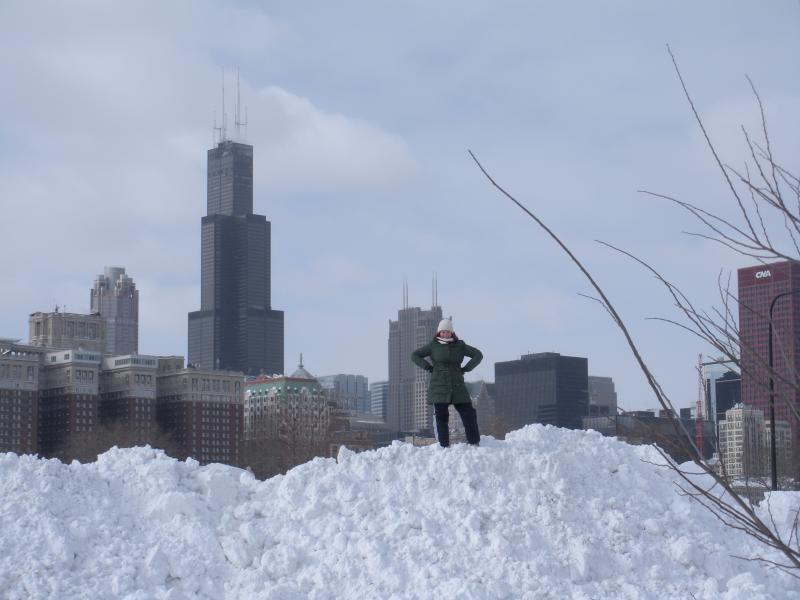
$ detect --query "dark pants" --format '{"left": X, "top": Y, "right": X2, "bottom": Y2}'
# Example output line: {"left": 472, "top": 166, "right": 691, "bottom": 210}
{"left": 433, "top": 402, "right": 480, "bottom": 447}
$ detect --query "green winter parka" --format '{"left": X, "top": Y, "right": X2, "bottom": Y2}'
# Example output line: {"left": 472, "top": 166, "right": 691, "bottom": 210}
{"left": 411, "top": 338, "right": 483, "bottom": 404}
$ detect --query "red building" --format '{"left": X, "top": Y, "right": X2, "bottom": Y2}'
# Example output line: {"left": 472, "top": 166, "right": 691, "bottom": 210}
{"left": 738, "top": 261, "right": 800, "bottom": 446}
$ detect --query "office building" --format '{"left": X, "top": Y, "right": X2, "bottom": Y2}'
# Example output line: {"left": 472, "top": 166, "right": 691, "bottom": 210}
{"left": 188, "top": 139, "right": 284, "bottom": 376}
{"left": 318, "top": 373, "right": 369, "bottom": 413}
{"left": 718, "top": 404, "right": 767, "bottom": 479}
{"left": 28, "top": 310, "right": 104, "bottom": 353}
{"left": 738, "top": 261, "right": 800, "bottom": 450}
{"left": 494, "top": 352, "right": 589, "bottom": 431}
{"left": 465, "top": 380, "right": 496, "bottom": 435}
{"left": 0, "top": 339, "right": 40, "bottom": 455}
{"left": 156, "top": 357, "right": 244, "bottom": 466}
{"left": 588, "top": 376, "right": 617, "bottom": 416}
{"left": 370, "top": 380, "right": 389, "bottom": 421}
{"left": 715, "top": 371, "right": 741, "bottom": 422}
{"left": 387, "top": 303, "right": 442, "bottom": 433}
{"left": 703, "top": 361, "right": 741, "bottom": 425}
{"left": 90, "top": 267, "right": 139, "bottom": 356}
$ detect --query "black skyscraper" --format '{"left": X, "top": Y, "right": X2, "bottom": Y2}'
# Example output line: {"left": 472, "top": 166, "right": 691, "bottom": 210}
{"left": 188, "top": 140, "right": 284, "bottom": 376}
{"left": 494, "top": 352, "right": 589, "bottom": 430}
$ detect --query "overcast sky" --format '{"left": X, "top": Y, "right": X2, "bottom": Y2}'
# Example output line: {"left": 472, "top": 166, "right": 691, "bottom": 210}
{"left": 1, "top": 1, "right": 799, "bottom": 411}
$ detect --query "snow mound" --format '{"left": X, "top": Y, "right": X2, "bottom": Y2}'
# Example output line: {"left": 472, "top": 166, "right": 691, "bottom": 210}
{"left": 1, "top": 425, "right": 798, "bottom": 599}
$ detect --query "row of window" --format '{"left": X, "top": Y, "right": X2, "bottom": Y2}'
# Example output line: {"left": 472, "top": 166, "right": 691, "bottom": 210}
{"left": 0, "top": 365, "right": 35, "bottom": 382}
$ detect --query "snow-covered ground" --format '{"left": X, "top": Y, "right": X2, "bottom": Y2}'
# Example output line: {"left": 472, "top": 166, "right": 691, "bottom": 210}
{"left": 1, "top": 425, "right": 798, "bottom": 599}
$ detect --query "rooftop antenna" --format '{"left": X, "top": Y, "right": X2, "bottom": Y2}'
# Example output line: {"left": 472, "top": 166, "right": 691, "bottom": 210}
{"left": 234, "top": 68, "right": 247, "bottom": 140}
{"left": 212, "top": 110, "right": 221, "bottom": 145}
{"left": 299, "top": 352, "right": 304, "bottom": 368}
{"left": 220, "top": 67, "right": 227, "bottom": 142}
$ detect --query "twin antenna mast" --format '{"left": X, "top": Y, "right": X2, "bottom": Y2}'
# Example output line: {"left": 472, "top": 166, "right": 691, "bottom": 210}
{"left": 213, "top": 67, "right": 248, "bottom": 144}
{"left": 401, "top": 275, "right": 439, "bottom": 310}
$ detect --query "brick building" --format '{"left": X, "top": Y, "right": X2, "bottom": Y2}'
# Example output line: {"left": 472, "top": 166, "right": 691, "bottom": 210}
{"left": 99, "top": 355, "right": 159, "bottom": 445}
{"left": 0, "top": 339, "right": 40, "bottom": 455}
{"left": 38, "top": 348, "right": 101, "bottom": 461}
{"left": 156, "top": 357, "right": 243, "bottom": 466}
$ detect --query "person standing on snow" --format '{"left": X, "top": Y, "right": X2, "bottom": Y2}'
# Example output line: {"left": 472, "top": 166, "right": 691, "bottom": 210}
{"left": 411, "top": 317, "right": 483, "bottom": 447}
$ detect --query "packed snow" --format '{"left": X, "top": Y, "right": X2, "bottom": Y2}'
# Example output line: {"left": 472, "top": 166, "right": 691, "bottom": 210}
{"left": 1, "top": 425, "right": 798, "bottom": 599}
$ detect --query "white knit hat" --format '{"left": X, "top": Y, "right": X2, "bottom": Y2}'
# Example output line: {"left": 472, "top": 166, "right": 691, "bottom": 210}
{"left": 437, "top": 317, "right": 454, "bottom": 333}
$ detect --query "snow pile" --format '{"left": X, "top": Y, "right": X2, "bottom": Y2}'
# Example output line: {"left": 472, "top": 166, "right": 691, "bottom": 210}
{"left": 1, "top": 425, "right": 798, "bottom": 599}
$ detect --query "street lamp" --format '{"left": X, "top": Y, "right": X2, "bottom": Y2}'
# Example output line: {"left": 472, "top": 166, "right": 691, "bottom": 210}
{"left": 767, "top": 290, "right": 800, "bottom": 491}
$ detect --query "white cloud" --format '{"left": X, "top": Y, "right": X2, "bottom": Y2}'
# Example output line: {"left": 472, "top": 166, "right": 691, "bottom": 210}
{"left": 250, "top": 86, "right": 418, "bottom": 191}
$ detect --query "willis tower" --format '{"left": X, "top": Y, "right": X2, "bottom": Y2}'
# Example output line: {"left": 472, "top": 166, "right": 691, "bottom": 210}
{"left": 188, "top": 135, "right": 284, "bottom": 376}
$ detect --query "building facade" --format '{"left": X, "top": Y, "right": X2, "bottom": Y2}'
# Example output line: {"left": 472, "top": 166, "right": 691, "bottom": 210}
{"left": 28, "top": 310, "right": 104, "bottom": 353}
{"left": 703, "top": 361, "right": 741, "bottom": 425}
{"left": 588, "top": 376, "right": 618, "bottom": 416}
{"left": 188, "top": 140, "right": 284, "bottom": 376}
{"left": 738, "top": 261, "right": 800, "bottom": 451}
{"left": 387, "top": 305, "right": 442, "bottom": 433}
{"left": 318, "top": 373, "right": 370, "bottom": 414}
{"left": 0, "top": 339, "right": 40, "bottom": 455}
{"left": 38, "top": 348, "right": 102, "bottom": 461}
{"left": 156, "top": 357, "right": 244, "bottom": 466}
{"left": 99, "top": 354, "right": 158, "bottom": 446}
{"left": 370, "top": 380, "right": 389, "bottom": 421}
{"left": 243, "top": 360, "right": 332, "bottom": 476}
{"left": 90, "top": 266, "right": 139, "bottom": 356}
{"left": 718, "top": 404, "right": 767, "bottom": 479}
{"left": 494, "top": 352, "right": 589, "bottom": 431}
{"left": 765, "top": 418, "right": 794, "bottom": 480}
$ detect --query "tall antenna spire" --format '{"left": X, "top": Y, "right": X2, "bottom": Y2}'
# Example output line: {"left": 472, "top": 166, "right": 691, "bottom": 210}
{"left": 220, "top": 67, "right": 227, "bottom": 142}
{"left": 212, "top": 110, "right": 220, "bottom": 145}
{"left": 235, "top": 68, "right": 242, "bottom": 139}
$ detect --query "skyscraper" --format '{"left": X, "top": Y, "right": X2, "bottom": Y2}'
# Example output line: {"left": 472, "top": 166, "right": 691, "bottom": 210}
{"left": 738, "top": 260, "right": 800, "bottom": 448}
{"left": 188, "top": 140, "right": 284, "bottom": 376}
{"left": 494, "top": 352, "right": 589, "bottom": 431}
{"left": 588, "top": 376, "right": 617, "bottom": 416}
{"left": 387, "top": 303, "right": 442, "bottom": 433}
{"left": 90, "top": 266, "right": 139, "bottom": 356}
{"left": 370, "top": 380, "right": 389, "bottom": 420}
{"left": 318, "top": 373, "right": 370, "bottom": 413}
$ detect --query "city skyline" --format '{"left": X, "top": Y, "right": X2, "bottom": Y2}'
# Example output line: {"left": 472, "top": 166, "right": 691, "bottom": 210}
{"left": 1, "top": 3, "right": 800, "bottom": 410}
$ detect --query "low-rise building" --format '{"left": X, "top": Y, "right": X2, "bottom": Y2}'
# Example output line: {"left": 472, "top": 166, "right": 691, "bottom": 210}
{"left": 583, "top": 410, "right": 715, "bottom": 463}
